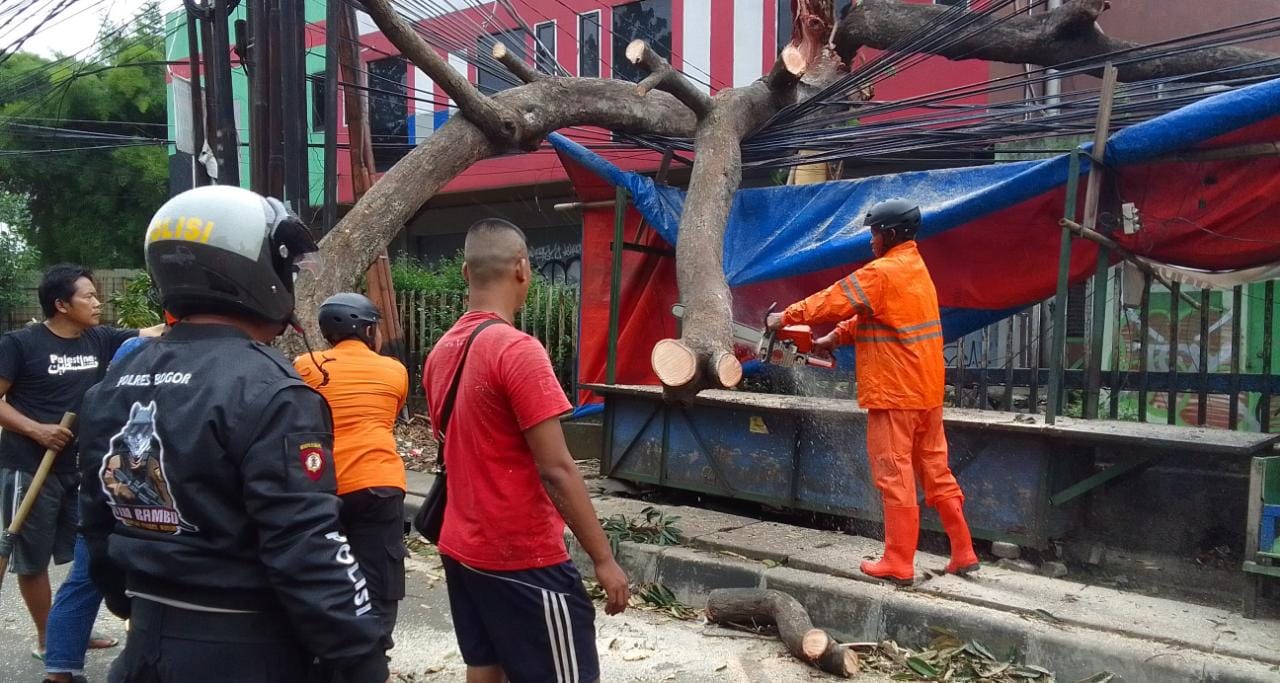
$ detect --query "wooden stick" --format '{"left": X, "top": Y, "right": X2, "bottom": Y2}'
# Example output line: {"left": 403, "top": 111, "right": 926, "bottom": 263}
{"left": 0, "top": 412, "right": 76, "bottom": 589}
{"left": 1059, "top": 218, "right": 1200, "bottom": 311}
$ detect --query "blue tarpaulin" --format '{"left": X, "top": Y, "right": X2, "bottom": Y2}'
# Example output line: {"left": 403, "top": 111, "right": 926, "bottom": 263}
{"left": 552, "top": 77, "right": 1280, "bottom": 344}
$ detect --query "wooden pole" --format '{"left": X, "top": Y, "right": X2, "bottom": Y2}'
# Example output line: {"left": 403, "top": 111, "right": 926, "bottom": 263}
{"left": 338, "top": 5, "right": 405, "bottom": 362}
{"left": 0, "top": 412, "right": 75, "bottom": 589}
{"left": 1082, "top": 64, "right": 1118, "bottom": 420}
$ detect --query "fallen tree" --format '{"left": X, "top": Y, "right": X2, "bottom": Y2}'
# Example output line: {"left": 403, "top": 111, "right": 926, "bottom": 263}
{"left": 292, "top": 0, "right": 1280, "bottom": 396}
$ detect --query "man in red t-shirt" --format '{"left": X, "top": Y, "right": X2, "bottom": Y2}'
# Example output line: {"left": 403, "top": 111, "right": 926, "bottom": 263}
{"left": 423, "top": 218, "right": 629, "bottom": 683}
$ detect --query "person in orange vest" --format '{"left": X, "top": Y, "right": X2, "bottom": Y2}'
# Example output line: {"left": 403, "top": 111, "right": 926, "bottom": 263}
{"left": 294, "top": 293, "right": 409, "bottom": 667}
{"left": 767, "top": 199, "right": 979, "bottom": 585}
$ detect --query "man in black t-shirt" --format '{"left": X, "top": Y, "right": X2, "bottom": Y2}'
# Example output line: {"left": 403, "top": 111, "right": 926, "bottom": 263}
{"left": 0, "top": 264, "right": 159, "bottom": 656}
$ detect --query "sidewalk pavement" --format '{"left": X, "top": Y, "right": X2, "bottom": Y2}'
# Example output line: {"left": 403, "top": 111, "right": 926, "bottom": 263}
{"left": 406, "top": 470, "right": 1280, "bottom": 683}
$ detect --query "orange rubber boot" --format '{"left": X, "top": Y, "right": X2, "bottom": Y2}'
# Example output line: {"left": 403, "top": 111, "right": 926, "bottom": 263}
{"left": 937, "top": 497, "right": 980, "bottom": 575}
{"left": 860, "top": 505, "right": 919, "bottom": 586}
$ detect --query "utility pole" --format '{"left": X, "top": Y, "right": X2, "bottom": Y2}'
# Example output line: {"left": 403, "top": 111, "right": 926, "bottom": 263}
{"left": 184, "top": 10, "right": 210, "bottom": 187}
{"left": 321, "top": 0, "right": 340, "bottom": 232}
{"left": 291, "top": 0, "right": 309, "bottom": 216}
{"left": 193, "top": 0, "right": 240, "bottom": 185}
{"left": 279, "top": 0, "right": 308, "bottom": 214}
{"left": 247, "top": 0, "right": 268, "bottom": 193}
{"left": 266, "top": 0, "right": 285, "bottom": 196}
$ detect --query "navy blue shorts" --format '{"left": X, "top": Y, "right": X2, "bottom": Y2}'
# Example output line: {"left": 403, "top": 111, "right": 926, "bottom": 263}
{"left": 442, "top": 555, "right": 599, "bottom": 683}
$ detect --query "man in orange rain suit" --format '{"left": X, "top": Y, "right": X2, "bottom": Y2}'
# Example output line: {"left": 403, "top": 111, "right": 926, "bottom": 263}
{"left": 767, "top": 199, "right": 979, "bottom": 585}
{"left": 295, "top": 292, "right": 410, "bottom": 669}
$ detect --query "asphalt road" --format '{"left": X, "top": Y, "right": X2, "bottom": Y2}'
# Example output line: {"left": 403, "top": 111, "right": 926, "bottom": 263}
{"left": 1, "top": 550, "right": 893, "bottom": 683}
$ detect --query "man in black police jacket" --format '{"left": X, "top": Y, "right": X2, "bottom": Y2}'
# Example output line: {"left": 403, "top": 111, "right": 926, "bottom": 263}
{"left": 78, "top": 185, "right": 389, "bottom": 683}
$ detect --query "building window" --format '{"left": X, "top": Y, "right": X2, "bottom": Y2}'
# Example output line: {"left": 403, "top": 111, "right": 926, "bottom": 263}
{"left": 578, "top": 11, "right": 600, "bottom": 78}
{"left": 776, "top": 0, "right": 854, "bottom": 54}
{"left": 310, "top": 73, "right": 326, "bottom": 132}
{"left": 611, "top": 0, "right": 672, "bottom": 83}
{"left": 477, "top": 30, "right": 526, "bottom": 95}
{"left": 368, "top": 57, "right": 408, "bottom": 172}
{"left": 535, "top": 21, "right": 556, "bottom": 74}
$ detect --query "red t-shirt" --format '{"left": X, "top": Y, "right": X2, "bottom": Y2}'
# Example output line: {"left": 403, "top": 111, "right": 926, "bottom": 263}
{"left": 422, "top": 311, "right": 573, "bottom": 571}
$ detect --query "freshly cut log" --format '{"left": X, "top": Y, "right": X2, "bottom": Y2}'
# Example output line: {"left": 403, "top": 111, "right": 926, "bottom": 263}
{"left": 706, "top": 588, "right": 860, "bottom": 677}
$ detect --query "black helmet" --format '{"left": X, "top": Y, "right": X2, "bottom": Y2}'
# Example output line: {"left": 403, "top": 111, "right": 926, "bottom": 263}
{"left": 144, "top": 186, "right": 319, "bottom": 324}
{"left": 864, "top": 199, "right": 922, "bottom": 241}
{"left": 318, "top": 293, "right": 380, "bottom": 347}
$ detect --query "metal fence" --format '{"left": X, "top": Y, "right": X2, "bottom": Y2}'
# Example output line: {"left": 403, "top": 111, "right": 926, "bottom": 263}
{"left": 945, "top": 266, "right": 1279, "bottom": 432}
{"left": 397, "top": 286, "right": 579, "bottom": 397}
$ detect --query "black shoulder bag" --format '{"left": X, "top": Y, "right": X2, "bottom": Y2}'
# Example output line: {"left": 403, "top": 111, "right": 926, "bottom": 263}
{"left": 413, "top": 319, "right": 503, "bottom": 544}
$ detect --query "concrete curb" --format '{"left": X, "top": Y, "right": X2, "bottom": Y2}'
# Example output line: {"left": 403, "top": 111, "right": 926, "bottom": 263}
{"left": 568, "top": 541, "right": 1280, "bottom": 683}
{"left": 402, "top": 480, "right": 1280, "bottom": 682}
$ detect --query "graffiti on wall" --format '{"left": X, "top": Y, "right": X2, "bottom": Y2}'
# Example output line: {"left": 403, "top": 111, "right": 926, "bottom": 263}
{"left": 529, "top": 241, "right": 582, "bottom": 285}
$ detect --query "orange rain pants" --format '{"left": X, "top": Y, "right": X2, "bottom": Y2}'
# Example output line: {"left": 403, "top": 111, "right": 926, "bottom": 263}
{"left": 866, "top": 406, "right": 963, "bottom": 508}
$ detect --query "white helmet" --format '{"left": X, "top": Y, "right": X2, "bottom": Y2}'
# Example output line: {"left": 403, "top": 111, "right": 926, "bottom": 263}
{"left": 144, "top": 185, "right": 318, "bottom": 323}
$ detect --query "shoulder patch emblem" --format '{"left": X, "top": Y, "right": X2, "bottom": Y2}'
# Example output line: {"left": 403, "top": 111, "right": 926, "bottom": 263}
{"left": 299, "top": 442, "right": 326, "bottom": 482}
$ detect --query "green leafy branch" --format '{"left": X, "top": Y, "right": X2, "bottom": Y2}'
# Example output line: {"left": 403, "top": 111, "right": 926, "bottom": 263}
{"left": 598, "top": 506, "right": 685, "bottom": 555}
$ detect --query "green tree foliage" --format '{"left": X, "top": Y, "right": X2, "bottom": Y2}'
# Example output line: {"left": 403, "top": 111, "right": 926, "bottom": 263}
{"left": 392, "top": 254, "right": 579, "bottom": 392}
{"left": 109, "top": 270, "right": 162, "bottom": 328}
{"left": 0, "top": 190, "right": 41, "bottom": 320}
{"left": 0, "top": 1, "right": 168, "bottom": 267}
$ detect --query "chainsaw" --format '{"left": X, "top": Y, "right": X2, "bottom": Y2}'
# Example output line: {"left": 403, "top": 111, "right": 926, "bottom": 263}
{"left": 670, "top": 303, "right": 835, "bottom": 370}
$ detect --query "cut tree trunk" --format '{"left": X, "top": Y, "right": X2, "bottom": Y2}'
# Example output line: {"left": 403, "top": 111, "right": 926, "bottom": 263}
{"left": 706, "top": 588, "right": 860, "bottom": 677}
{"left": 655, "top": 82, "right": 788, "bottom": 400}
{"left": 647, "top": 36, "right": 818, "bottom": 400}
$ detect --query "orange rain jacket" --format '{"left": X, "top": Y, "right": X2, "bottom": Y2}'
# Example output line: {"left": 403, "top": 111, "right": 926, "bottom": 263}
{"left": 782, "top": 241, "right": 944, "bottom": 410}
{"left": 294, "top": 340, "right": 409, "bottom": 495}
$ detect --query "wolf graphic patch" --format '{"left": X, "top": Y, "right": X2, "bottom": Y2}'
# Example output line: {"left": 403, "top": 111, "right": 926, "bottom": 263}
{"left": 99, "top": 401, "right": 198, "bottom": 534}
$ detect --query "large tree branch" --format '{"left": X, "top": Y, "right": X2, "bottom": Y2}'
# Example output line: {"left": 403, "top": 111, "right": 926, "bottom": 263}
{"left": 655, "top": 54, "right": 811, "bottom": 398}
{"left": 837, "top": 0, "right": 1280, "bottom": 82}
{"left": 290, "top": 77, "right": 700, "bottom": 345}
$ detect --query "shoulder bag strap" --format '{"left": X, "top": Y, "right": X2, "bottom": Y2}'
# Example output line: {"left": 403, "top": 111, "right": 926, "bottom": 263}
{"left": 436, "top": 319, "right": 505, "bottom": 463}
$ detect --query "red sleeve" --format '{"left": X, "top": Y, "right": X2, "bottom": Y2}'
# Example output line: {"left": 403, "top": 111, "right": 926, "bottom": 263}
{"left": 499, "top": 334, "right": 572, "bottom": 432}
